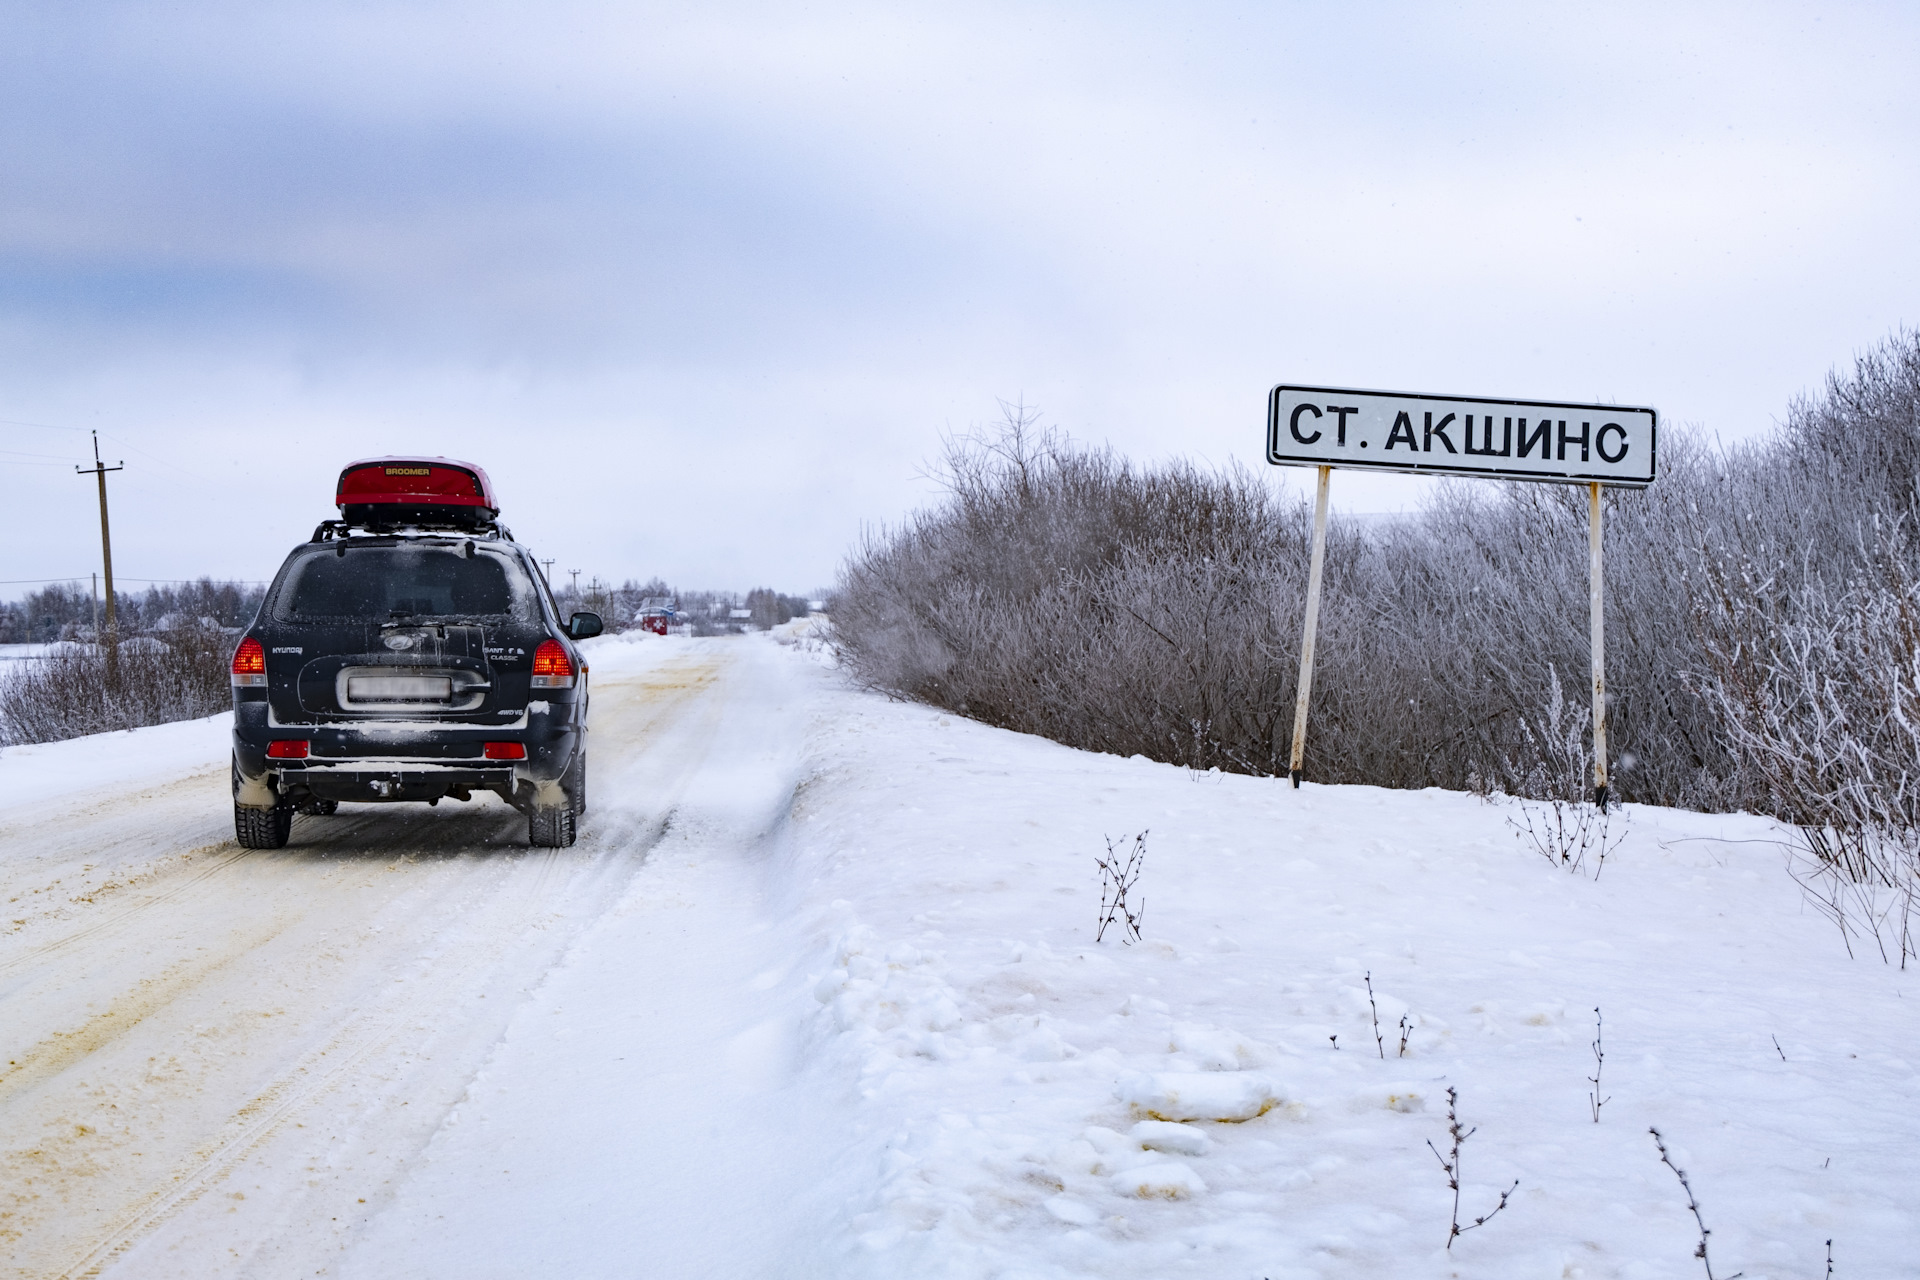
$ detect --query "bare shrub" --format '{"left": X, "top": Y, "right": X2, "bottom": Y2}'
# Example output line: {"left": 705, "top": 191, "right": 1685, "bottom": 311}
{"left": 1692, "top": 546, "right": 1920, "bottom": 965}
{"left": 833, "top": 330, "right": 1920, "bottom": 851}
{"left": 831, "top": 404, "right": 1713, "bottom": 804}
{"left": 0, "top": 627, "right": 234, "bottom": 744}
{"left": 1509, "top": 799, "right": 1627, "bottom": 877}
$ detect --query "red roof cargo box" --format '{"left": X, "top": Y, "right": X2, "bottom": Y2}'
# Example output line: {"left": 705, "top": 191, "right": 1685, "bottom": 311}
{"left": 336, "top": 457, "right": 499, "bottom": 530}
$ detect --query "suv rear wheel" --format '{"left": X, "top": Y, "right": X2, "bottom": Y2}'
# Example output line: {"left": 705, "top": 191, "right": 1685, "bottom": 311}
{"left": 527, "top": 748, "right": 585, "bottom": 847}
{"left": 233, "top": 756, "right": 293, "bottom": 849}
{"left": 236, "top": 802, "right": 293, "bottom": 849}
{"left": 528, "top": 804, "right": 574, "bottom": 847}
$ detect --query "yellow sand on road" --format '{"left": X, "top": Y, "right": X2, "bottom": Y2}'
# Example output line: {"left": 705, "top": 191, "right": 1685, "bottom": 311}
{"left": 0, "top": 644, "right": 732, "bottom": 1279}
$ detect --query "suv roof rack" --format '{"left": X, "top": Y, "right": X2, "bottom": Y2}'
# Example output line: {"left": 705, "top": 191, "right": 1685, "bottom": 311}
{"left": 310, "top": 518, "right": 516, "bottom": 543}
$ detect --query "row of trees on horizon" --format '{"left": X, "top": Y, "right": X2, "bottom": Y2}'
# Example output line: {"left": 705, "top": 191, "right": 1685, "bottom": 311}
{"left": 0, "top": 577, "right": 819, "bottom": 645}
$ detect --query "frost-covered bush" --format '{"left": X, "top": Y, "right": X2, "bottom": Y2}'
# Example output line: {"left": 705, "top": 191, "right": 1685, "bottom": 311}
{"left": 1693, "top": 543, "right": 1920, "bottom": 963}
{"left": 0, "top": 626, "right": 234, "bottom": 744}
{"left": 834, "top": 329, "right": 1920, "bottom": 825}
{"left": 834, "top": 412, "right": 1325, "bottom": 775}
{"left": 832, "top": 406, "right": 1725, "bottom": 804}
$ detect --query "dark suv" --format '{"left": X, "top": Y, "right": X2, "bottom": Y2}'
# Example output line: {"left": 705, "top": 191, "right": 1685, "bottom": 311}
{"left": 230, "top": 457, "right": 601, "bottom": 849}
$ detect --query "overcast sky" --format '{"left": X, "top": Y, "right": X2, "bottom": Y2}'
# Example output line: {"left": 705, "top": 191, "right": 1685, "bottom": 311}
{"left": 3, "top": 1, "right": 1916, "bottom": 597}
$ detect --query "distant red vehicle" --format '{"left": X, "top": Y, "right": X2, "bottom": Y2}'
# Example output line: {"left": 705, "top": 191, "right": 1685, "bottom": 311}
{"left": 640, "top": 612, "right": 670, "bottom": 636}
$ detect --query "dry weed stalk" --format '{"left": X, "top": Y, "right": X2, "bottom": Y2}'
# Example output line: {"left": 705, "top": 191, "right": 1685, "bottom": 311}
{"left": 1095, "top": 830, "right": 1147, "bottom": 944}
{"left": 1365, "top": 970, "right": 1384, "bottom": 1059}
{"left": 1426, "top": 1087, "right": 1517, "bottom": 1250}
{"left": 1587, "top": 1007, "right": 1611, "bottom": 1122}
{"left": 1649, "top": 1127, "right": 1742, "bottom": 1280}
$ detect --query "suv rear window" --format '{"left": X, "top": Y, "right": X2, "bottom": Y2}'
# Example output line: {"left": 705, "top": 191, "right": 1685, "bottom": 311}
{"left": 273, "top": 543, "right": 537, "bottom": 621}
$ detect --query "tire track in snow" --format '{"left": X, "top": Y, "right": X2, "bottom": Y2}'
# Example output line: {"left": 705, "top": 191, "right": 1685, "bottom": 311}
{"left": 0, "top": 846, "right": 250, "bottom": 987}
{"left": 330, "top": 642, "right": 832, "bottom": 1280}
{"left": 0, "top": 916, "right": 289, "bottom": 1104}
{"left": 52, "top": 1007, "right": 413, "bottom": 1280}
{"left": 0, "top": 770, "right": 236, "bottom": 954}
{"left": 21, "top": 833, "right": 640, "bottom": 1279}
{"left": 0, "top": 764, "right": 230, "bottom": 850}
{"left": 3, "top": 646, "right": 736, "bottom": 1279}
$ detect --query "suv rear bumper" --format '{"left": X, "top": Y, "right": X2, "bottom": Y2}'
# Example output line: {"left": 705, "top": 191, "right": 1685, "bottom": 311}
{"left": 233, "top": 703, "right": 580, "bottom": 809}
{"left": 269, "top": 761, "right": 523, "bottom": 805}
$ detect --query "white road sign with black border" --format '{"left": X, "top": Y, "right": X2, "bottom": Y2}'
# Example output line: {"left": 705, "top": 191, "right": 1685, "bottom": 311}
{"left": 1267, "top": 384, "right": 1657, "bottom": 488}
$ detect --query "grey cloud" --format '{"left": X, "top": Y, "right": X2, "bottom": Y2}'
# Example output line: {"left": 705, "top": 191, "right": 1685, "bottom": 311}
{"left": 1, "top": 1, "right": 1917, "bottom": 593}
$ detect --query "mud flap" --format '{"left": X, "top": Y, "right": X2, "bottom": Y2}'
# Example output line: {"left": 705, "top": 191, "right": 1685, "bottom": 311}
{"left": 232, "top": 756, "right": 279, "bottom": 809}
{"left": 506, "top": 779, "right": 570, "bottom": 815}
{"left": 509, "top": 759, "right": 573, "bottom": 814}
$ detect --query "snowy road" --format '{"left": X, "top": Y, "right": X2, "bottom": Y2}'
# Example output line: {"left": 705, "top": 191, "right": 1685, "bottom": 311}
{"left": 6, "top": 631, "right": 1918, "bottom": 1279}
{"left": 0, "top": 637, "right": 841, "bottom": 1279}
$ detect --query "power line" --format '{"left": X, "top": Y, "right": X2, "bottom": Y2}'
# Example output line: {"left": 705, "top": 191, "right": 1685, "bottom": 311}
{"left": 98, "top": 430, "right": 201, "bottom": 479}
{"left": 0, "top": 576, "right": 269, "bottom": 585}
{"left": 0, "top": 418, "right": 87, "bottom": 433}
{"left": 1, "top": 419, "right": 200, "bottom": 478}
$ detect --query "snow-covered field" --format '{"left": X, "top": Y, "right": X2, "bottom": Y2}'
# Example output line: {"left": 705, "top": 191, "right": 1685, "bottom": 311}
{"left": 1, "top": 630, "right": 1913, "bottom": 1277}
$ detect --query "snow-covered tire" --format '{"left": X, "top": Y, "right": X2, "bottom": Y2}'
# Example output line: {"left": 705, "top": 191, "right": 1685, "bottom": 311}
{"left": 528, "top": 804, "right": 575, "bottom": 848}
{"left": 235, "top": 803, "right": 292, "bottom": 849}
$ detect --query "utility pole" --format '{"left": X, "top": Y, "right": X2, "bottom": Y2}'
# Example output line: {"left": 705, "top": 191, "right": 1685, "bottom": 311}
{"left": 76, "top": 432, "right": 124, "bottom": 640}
{"left": 568, "top": 569, "right": 580, "bottom": 598}
{"left": 540, "top": 558, "right": 556, "bottom": 587}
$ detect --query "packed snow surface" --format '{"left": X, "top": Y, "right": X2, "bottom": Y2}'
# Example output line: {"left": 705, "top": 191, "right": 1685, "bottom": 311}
{"left": 0, "top": 627, "right": 1913, "bottom": 1278}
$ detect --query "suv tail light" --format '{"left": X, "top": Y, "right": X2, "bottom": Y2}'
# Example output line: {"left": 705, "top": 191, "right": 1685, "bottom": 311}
{"left": 266, "top": 739, "right": 309, "bottom": 759}
{"left": 484, "top": 741, "right": 527, "bottom": 760}
{"left": 531, "top": 639, "right": 574, "bottom": 689}
{"left": 231, "top": 637, "right": 268, "bottom": 687}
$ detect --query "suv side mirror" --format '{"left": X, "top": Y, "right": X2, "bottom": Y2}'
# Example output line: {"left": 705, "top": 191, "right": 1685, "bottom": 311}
{"left": 567, "top": 612, "right": 603, "bottom": 640}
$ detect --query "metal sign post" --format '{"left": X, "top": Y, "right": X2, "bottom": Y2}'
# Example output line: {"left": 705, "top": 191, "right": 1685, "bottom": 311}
{"left": 1588, "top": 481, "right": 1608, "bottom": 809}
{"left": 1267, "top": 384, "right": 1656, "bottom": 808}
{"left": 1288, "top": 465, "right": 1331, "bottom": 787}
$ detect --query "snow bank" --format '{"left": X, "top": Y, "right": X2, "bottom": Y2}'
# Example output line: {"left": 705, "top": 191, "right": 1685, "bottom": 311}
{"left": 195, "top": 632, "right": 1908, "bottom": 1280}
{"left": 776, "top": 665, "right": 1920, "bottom": 1278}
{"left": 0, "top": 711, "right": 231, "bottom": 812}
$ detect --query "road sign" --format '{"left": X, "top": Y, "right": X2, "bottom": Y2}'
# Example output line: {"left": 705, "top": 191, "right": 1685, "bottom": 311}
{"left": 1268, "top": 384, "right": 1657, "bottom": 488}
{"left": 1269, "top": 381, "right": 1659, "bottom": 808}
